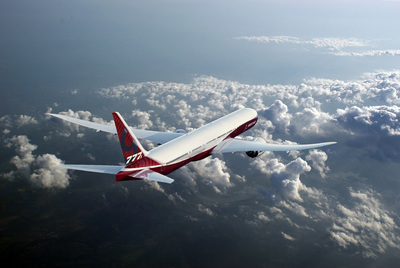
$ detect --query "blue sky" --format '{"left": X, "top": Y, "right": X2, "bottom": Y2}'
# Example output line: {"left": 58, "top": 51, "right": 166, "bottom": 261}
{"left": 1, "top": 0, "right": 399, "bottom": 97}
{"left": 1, "top": 0, "right": 400, "bottom": 266}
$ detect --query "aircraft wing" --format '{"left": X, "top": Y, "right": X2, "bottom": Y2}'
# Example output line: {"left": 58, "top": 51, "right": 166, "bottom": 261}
{"left": 48, "top": 113, "right": 183, "bottom": 144}
{"left": 212, "top": 138, "right": 336, "bottom": 154}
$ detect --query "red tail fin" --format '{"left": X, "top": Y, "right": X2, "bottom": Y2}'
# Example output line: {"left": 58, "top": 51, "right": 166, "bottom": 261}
{"left": 112, "top": 112, "right": 147, "bottom": 165}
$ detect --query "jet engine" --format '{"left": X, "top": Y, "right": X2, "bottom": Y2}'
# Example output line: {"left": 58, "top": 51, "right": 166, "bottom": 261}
{"left": 246, "top": 151, "right": 259, "bottom": 158}
{"left": 245, "top": 137, "right": 266, "bottom": 158}
{"left": 174, "top": 129, "right": 187, "bottom": 134}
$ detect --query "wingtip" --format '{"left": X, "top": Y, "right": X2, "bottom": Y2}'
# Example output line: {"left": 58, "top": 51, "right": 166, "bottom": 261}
{"left": 164, "top": 178, "right": 175, "bottom": 184}
{"left": 147, "top": 177, "right": 175, "bottom": 184}
{"left": 46, "top": 113, "right": 61, "bottom": 118}
{"left": 316, "top": 141, "right": 337, "bottom": 148}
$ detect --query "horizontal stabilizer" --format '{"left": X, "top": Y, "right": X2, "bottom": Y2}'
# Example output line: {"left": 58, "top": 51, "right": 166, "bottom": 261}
{"left": 117, "top": 169, "right": 174, "bottom": 184}
{"left": 213, "top": 138, "right": 336, "bottom": 154}
{"left": 58, "top": 164, "right": 123, "bottom": 174}
{"left": 59, "top": 165, "right": 173, "bottom": 183}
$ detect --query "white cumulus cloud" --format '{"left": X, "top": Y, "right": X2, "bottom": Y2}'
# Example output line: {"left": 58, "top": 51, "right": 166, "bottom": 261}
{"left": 188, "top": 157, "right": 233, "bottom": 194}
{"left": 2, "top": 135, "right": 71, "bottom": 189}
{"left": 329, "top": 188, "right": 400, "bottom": 258}
{"left": 306, "top": 150, "right": 330, "bottom": 178}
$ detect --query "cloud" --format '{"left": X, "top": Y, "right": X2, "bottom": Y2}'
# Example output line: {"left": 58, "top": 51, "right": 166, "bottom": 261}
{"left": 298, "top": 78, "right": 369, "bottom": 105}
{"left": 331, "top": 49, "right": 400, "bottom": 57}
{"left": 0, "top": 115, "right": 12, "bottom": 128}
{"left": 252, "top": 155, "right": 312, "bottom": 202}
{"left": 91, "top": 71, "right": 400, "bottom": 200}
{"left": 16, "top": 115, "right": 38, "bottom": 127}
{"left": 259, "top": 100, "right": 292, "bottom": 134}
{"left": 60, "top": 109, "right": 92, "bottom": 121}
{"left": 306, "top": 150, "right": 330, "bottom": 178}
{"left": 334, "top": 105, "right": 400, "bottom": 160}
{"left": 131, "top": 110, "right": 153, "bottom": 129}
{"left": 1, "top": 114, "right": 38, "bottom": 130}
{"left": 96, "top": 70, "right": 400, "bottom": 129}
{"left": 16, "top": 69, "right": 399, "bottom": 263}
{"left": 336, "top": 105, "right": 400, "bottom": 136}
{"left": 308, "top": 37, "right": 369, "bottom": 50}
{"left": 176, "top": 166, "right": 198, "bottom": 192}
{"left": 197, "top": 204, "right": 215, "bottom": 216}
{"left": 29, "top": 154, "right": 70, "bottom": 189}
{"left": 141, "top": 181, "right": 185, "bottom": 203}
{"left": 236, "top": 35, "right": 302, "bottom": 45}
{"left": 7, "top": 69, "right": 400, "bottom": 261}
{"left": 256, "top": 211, "right": 271, "bottom": 223}
{"left": 280, "top": 200, "right": 310, "bottom": 217}
{"left": 329, "top": 188, "right": 400, "bottom": 258}
{"left": 269, "top": 156, "right": 309, "bottom": 202}
{"left": 291, "top": 107, "right": 335, "bottom": 137}
{"left": 236, "top": 35, "right": 400, "bottom": 57}
{"left": 2, "top": 135, "right": 71, "bottom": 189}
{"left": 5, "top": 135, "right": 37, "bottom": 177}
{"left": 187, "top": 157, "right": 233, "bottom": 194}
{"left": 236, "top": 36, "right": 369, "bottom": 50}
{"left": 281, "top": 232, "right": 295, "bottom": 241}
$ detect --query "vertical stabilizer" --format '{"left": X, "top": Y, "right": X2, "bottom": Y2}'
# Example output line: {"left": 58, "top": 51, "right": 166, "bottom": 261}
{"left": 112, "top": 112, "right": 148, "bottom": 165}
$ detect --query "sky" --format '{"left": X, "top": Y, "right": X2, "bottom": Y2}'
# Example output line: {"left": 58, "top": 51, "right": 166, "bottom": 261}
{"left": 1, "top": 0, "right": 400, "bottom": 266}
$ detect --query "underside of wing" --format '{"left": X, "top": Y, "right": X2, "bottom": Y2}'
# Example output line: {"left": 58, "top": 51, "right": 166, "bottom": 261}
{"left": 48, "top": 113, "right": 183, "bottom": 144}
{"left": 58, "top": 164, "right": 123, "bottom": 174}
{"left": 212, "top": 138, "right": 337, "bottom": 154}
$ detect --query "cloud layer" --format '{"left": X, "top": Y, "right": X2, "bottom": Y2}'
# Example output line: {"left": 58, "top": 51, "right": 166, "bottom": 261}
{"left": 236, "top": 36, "right": 369, "bottom": 50}
{"left": 329, "top": 189, "right": 400, "bottom": 258}
{"left": 236, "top": 35, "right": 400, "bottom": 57}
{"left": 3, "top": 70, "right": 400, "bottom": 259}
{"left": 94, "top": 70, "right": 400, "bottom": 258}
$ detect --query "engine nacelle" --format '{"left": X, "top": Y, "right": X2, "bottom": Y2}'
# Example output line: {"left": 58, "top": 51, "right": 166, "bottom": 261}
{"left": 246, "top": 151, "right": 259, "bottom": 158}
{"left": 245, "top": 137, "right": 266, "bottom": 158}
{"left": 174, "top": 129, "right": 187, "bottom": 134}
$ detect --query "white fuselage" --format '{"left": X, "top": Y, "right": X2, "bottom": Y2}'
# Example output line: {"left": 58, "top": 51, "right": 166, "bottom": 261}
{"left": 147, "top": 108, "right": 258, "bottom": 165}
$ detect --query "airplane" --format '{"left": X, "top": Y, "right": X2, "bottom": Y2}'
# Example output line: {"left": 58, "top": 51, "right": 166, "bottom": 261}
{"left": 48, "top": 108, "right": 336, "bottom": 184}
